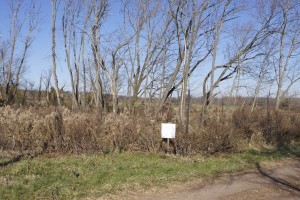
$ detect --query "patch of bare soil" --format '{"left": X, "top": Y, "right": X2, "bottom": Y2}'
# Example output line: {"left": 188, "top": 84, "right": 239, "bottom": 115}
{"left": 106, "top": 158, "right": 300, "bottom": 200}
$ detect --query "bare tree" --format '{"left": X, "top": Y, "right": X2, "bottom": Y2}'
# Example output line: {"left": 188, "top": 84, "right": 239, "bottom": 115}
{"left": 100, "top": 33, "right": 130, "bottom": 114}
{"left": 208, "top": 0, "right": 236, "bottom": 107}
{"left": 122, "top": 0, "right": 172, "bottom": 113}
{"left": 0, "top": 0, "right": 40, "bottom": 104}
{"left": 157, "top": 0, "right": 212, "bottom": 122}
{"left": 282, "top": 61, "right": 300, "bottom": 98}
{"left": 250, "top": 41, "right": 275, "bottom": 111}
{"left": 78, "top": 1, "right": 93, "bottom": 108}
{"left": 62, "top": 0, "right": 82, "bottom": 108}
{"left": 177, "top": 0, "right": 211, "bottom": 123}
{"left": 90, "top": 0, "right": 108, "bottom": 110}
{"left": 0, "top": 35, "right": 7, "bottom": 101}
{"left": 12, "top": 0, "right": 41, "bottom": 100}
{"left": 201, "top": 0, "right": 278, "bottom": 114}
{"left": 273, "top": 0, "right": 300, "bottom": 109}
{"left": 4, "top": 0, "right": 23, "bottom": 103}
{"left": 61, "top": 0, "right": 93, "bottom": 109}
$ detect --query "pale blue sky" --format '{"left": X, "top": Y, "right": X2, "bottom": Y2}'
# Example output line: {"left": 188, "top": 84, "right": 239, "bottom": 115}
{"left": 0, "top": 0, "right": 299, "bottom": 98}
{"left": 0, "top": 0, "right": 122, "bottom": 89}
{"left": 0, "top": 1, "right": 52, "bottom": 85}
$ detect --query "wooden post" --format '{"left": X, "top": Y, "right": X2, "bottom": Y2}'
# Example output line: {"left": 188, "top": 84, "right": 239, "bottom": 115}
{"left": 167, "top": 138, "right": 170, "bottom": 152}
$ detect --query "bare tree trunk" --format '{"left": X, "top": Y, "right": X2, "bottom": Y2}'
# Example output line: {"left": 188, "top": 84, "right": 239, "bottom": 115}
{"left": 159, "top": 48, "right": 167, "bottom": 100}
{"left": 38, "top": 75, "right": 42, "bottom": 103}
{"left": 42, "top": 68, "right": 52, "bottom": 105}
{"left": 88, "top": 58, "right": 97, "bottom": 106}
{"left": 90, "top": 0, "right": 107, "bottom": 110}
{"left": 275, "top": 10, "right": 287, "bottom": 110}
{"left": 62, "top": 8, "right": 79, "bottom": 109}
{"left": 209, "top": 0, "right": 232, "bottom": 107}
{"left": 251, "top": 71, "right": 263, "bottom": 112}
{"left": 5, "top": 1, "right": 22, "bottom": 103}
{"left": 93, "top": 52, "right": 104, "bottom": 109}
{"left": 110, "top": 52, "right": 123, "bottom": 114}
{"left": 180, "top": 54, "right": 190, "bottom": 124}
{"left": 82, "top": 57, "right": 87, "bottom": 108}
{"left": 209, "top": 21, "right": 221, "bottom": 107}
{"left": 79, "top": 6, "right": 91, "bottom": 109}
{"left": 111, "top": 79, "right": 118, "bottom": 114}
{"left": 51, "top": 0, "right": 61, "bottom": 107}
{"left": 234, "top": 66, "right": 241, "bottom": 107}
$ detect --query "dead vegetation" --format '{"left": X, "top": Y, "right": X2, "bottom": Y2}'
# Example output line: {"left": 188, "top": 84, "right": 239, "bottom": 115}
{"left": 0, "top": 106, "right": 299, "bottom": 156}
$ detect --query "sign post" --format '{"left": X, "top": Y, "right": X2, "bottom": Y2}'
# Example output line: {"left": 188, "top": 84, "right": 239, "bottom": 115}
{"left": 161, "top": 123, "right": 176, "bottom": 152}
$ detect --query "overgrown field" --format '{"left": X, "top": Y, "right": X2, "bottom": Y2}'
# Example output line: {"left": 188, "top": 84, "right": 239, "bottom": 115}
{"left": 0, "top": 106, "right": 299, "bottom": 155}
{"left": 0, "top": 106, "right": 299, "bottom": 199}
{"left": 0, "top": 147, "right": 299, "bottom": 199}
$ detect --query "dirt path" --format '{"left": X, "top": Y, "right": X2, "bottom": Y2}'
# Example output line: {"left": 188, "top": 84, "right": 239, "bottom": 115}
{"left": 139, "top": 158, "right": 300, "bottom": 200}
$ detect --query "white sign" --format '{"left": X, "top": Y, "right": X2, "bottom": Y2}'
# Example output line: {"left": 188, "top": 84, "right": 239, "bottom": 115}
{"left": 161, "top": 123, "right": 176, "bottom": 138}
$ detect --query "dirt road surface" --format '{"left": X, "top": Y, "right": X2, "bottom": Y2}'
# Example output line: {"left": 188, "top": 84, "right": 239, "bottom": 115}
{"left": 138, "top": 158, "right": 300, "bottom": 200}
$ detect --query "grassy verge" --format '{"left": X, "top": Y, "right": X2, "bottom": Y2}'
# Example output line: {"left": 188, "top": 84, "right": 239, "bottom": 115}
{"left": 0, "top": 146, "right": 299, "bottom": 199}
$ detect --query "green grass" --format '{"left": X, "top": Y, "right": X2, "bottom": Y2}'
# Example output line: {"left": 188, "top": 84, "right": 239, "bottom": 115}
{"left": 0, "top": 146, "right": 299, "bottom": 200}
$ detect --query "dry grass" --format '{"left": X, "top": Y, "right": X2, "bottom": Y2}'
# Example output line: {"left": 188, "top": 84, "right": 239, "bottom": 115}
{"left": 0, "top": 106, "right": 299, "bottom": 155}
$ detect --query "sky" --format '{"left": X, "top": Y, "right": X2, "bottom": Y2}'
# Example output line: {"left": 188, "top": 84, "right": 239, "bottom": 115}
{"left": 1, "top": 1, "right": 54, "bottom": 86}
{"left": 0, "top": 0, "right": 299, "bottom": 98}
{"left": 0, "top": 0, "right": 123, "bottom": 90}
